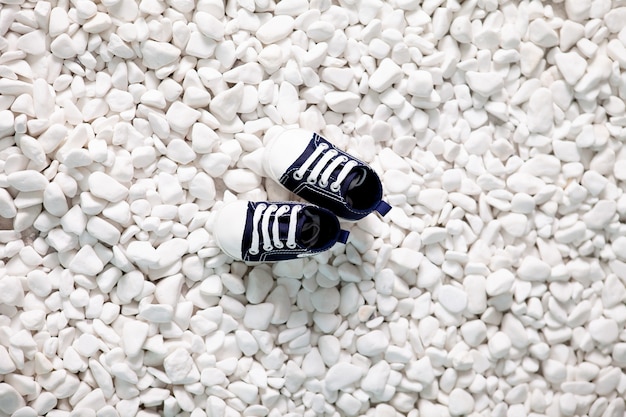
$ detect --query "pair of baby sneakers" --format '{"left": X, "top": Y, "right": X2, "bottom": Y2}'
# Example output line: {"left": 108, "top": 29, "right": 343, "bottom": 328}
{"left": 214, "top": 129, "right": 391, "bottom": 262}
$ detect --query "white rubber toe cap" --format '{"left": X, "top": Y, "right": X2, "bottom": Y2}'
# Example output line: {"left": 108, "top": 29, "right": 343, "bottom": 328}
{"left": 213, "top": 200, "right": 249, "bottom": 261}
{"left": 263, "top": 128, "right": 313, "bottom": 182}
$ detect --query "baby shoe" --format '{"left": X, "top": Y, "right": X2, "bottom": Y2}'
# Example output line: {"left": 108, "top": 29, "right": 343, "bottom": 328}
{"left": 214, "top": 200, "right": 350, "bottom": 262}
{"left": 263, "top": 129, "right": 391, "bottom": 221}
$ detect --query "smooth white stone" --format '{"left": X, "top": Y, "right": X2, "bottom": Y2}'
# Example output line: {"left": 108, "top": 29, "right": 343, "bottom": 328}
{"left": 485, "top": 269, "right": 515, "bottom": 296}
{"left": 605, "top": 7, "right": 626, "bottom": 32}
{"left": 543, "top": 359, "right": 567, "bottom": 384}
{"left": 189, "top": 172, "right": 216, "bottom": 201}
{"left": 325, "top": 362, "right": 364, "bottom": 391}
{"left": 106, "top": 89, "right": 134, "bottom": 112}
{"left": 83, "top": 12, "right": 112, "bottom": 33}
{"left": 256, "top": 16, "right": 295, "bottom": 44}
{"left": 310, "top": 287, "right": 340, "bottom": 314}
{"left": 166, "top": 101, "right": 201, "bottom": 133}
{"left": 223, "top": 62, "right": 264, "bottom": 85}
{"left": 517, "top": 256, "right": 551, "bottom": 281}
{"left": 155, "top": 238, "right": 189, "bottom": 268}
{"left": 7, "top": 171, "right": 48, "bottom": 192}
{"left": 407, "top": 70, "right": 434, "bottom": 98}
{"left": 125, "top": 241, "right": 159, "bottom": 268}
{"left": 243, "top": 303, "right": 275, "bottom": 330}
{"left": 361, "top": 360, "right": 390, "bottom": 398}
{"left": 0, "top": 383, "right": 25, "bottom": 414}
{"left": 488, "top": 331, "right": 511, "bottom": 359}
{"left": 555, "top": 52, "right": 587, "bottom": 85}
{"left": 602, "top": 274, "right": 626, "bottom": 309}
{"left": 69, "top": 245, "right": 104, "bottom": 276}
{"left": 88, "top": 172, "right": 128, "bottom": 203}
{"left": 449, "top": 388, "right": 475, "bottom": 416}
{"left": 499, "top": 213, "right": 528, "bottom": 237}
{"left": 582, "top": 170, "right": 608, "bottom": 196}
{"left": 320, "top": 67, "right": 355, "bottom": 90}
{"left": 50, "top": 7, "right": 70, "bottom": 37}
{"left": 116, "top": 271, "right": 144, "bottom": 305}
{"left": 246, "top": 267, "right": 274, "bottom": 304}
{"left": 528, "top": 19, "right": 558, "bottom": 47}
{"left": 325, "top": 91, "right": 360, "bottom": 113}
{"left": 86, "top": 216, "right": 120, "bottom": 246}
{"left": 209, "top": 83, "right": 243, "bottom": 120}
{"left": 369, "top": 58, "right": 403, "bottom": 92}
{"left": 139, "top": 304, "right": 174, "bottom": 323}
{"left": 450, "top": 15, "right": 472, "bottom": 43}
{"left": 356, "top": 330, "right": 389, "bottom": 356}
{"left": 438, "top": 285, "right": 467, "bottom": 314}
{"left": 0, "top": 188, "right": 17, "bottom": 218}
{"left": 163, "top": 348, "right": 193, "bottom": 383}
{"left": 157, "top": 172, "right": 184, "bottom": 204}
{"left": 460, "top": 320, "right": 487, "bottom": 347}
{"left": 465, "top": 71, "right": 503, "bottom": 97}
{"left": 565, "top": 0, "right": 590, "bottom": 20}
{"left": 141, "top": 40, "right": 181, "bottom": 69}
{"left": 583, "top": 200, "right": 616, "bottom": 229}
{"left": 589, "top": 318, "right": 619, "bottom": 345}
{"left": 16, "top": 30, "right": 46, "bottom": 55}
{"left": 222, "top": 169, "right": 261, "bottom": 193}
{"left": 196, "top": 11, "right": 224, "bottom": 40}
{"left": 122, "top": 320, "right": 149, "bottom": 357}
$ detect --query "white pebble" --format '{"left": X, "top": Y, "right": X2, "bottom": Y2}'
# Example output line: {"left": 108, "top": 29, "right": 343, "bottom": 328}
{"left": 142, "top": 41, "right": 181, "bottom": 69}
{"left": 139, "top": 304, "right": 174, "bottom": 323}
{"left": 438, "top": 285, "right": 467, "bottom": 314}
{"left": 243, "top": 303, "right": 275, "bottom": 330}
{"left": 256, "top": 16, "right": 295, "bottom": 44}
{"left": 166, "top": 101, "right": 201, "bottom": 133}
{"left": 325, "top": 91, "right": 361, "bottom": 113}
{"left": 356, "top": 330, "right": 389, "bottom": 356}
{"left": 449, "top": 388, "right": 475, "bottom": 416}
{"left": 69, "top": 245, "right": 104, "bottom": 276}
{"left": 222, "top": 169, "right": 261, "bottom": 193}
{"left": 325, "top": 362, "right": 363, "bottom": 391}
{"left": 163, "top": 348, "right": 194, "bottom": 384}
{"left": 310, "top": 287, "right": 340, "bottom": 313}
{"left": 465, "top": 71, "right": 503, "bottom": 97}
{"left": 485, "top": 269, "right": 515, "bottom": 296}
{"left": 88, "top": 172, "right": 128, "bottom": 203}
{"left": 369, "top": 58, "right": 403, "bottom": 92}
{"left": 488, "top": 332, "right": 511, "bottom": 359}
{"left": 517, "top": 256, "right": 551, "bottom": 281}
{"left": 7, "top": 171, "right": 48, "bottom": 192}
{"left": 589, "top": 318, "right": 619, "bottom": 345}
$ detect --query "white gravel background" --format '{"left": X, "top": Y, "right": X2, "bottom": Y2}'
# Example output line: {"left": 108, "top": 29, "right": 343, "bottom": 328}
{"left": 1, "top": 0, "right": 626, "bottom": 416}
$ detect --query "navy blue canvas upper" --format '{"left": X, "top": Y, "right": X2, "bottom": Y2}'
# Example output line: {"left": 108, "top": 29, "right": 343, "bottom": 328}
{"left": 240, "top": 201, "right": 349, "bottom": 263}
{"left": 278, "top": 132, "right": 390, "bottom": 221}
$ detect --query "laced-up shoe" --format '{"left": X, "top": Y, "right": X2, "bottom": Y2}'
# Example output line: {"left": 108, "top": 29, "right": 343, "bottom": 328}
{"left": 263, "top": 129, "right": 391, "bottom": 221}
{"left": 214, "top": 200, "right": 350, "bottom": 262}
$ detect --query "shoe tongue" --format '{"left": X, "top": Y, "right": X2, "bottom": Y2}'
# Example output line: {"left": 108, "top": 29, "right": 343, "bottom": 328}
{"left": 297, "top": 208, "right": 321, "bottom": 248}
{"left": 342, "top": 167, "right": 366, "bottom": 206}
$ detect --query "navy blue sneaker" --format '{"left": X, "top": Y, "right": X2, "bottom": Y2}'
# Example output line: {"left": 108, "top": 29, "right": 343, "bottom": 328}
{"left": 263, "top": 129, "right": 391, "bottom": 221}
{"left": 214, "top": 200, "right": 350, "bottom": 262}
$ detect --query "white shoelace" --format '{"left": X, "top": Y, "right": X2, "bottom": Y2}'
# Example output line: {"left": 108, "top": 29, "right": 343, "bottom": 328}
{"left": 293, "top": 143, "right": 359, "bottom": 192}
{"left": 249, "top": 203, "right": 300, "bottom": 255}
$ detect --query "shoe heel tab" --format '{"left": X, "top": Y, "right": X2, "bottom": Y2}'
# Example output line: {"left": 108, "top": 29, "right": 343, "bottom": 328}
{"left": 375, "top": 200, "right": 392, "bottom": 217}
{"left": 337, "top": 229, "right": 350, "bottom": 244}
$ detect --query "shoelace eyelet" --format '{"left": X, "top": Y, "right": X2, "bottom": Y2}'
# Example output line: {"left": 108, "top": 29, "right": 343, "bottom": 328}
{"left": 319, "top": 180, "right": 328, "bottom": 187}
{"left": 307, "top": 176, "right": 317, "bottom": 184}
{"left": 330, "top": 183, "right": 341, "bottom": 192}
{"left": 293, "top": 171, "right": 304, "bottom": 180}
